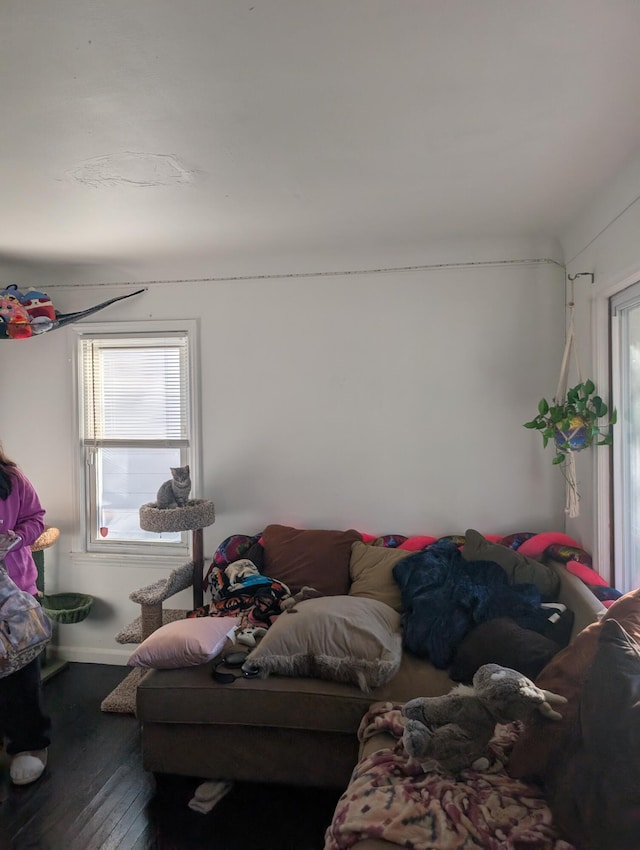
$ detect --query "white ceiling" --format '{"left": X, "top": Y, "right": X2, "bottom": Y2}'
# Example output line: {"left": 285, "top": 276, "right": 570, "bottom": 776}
{"left": 2, "top": 0, "right": 640, "bottom": 282}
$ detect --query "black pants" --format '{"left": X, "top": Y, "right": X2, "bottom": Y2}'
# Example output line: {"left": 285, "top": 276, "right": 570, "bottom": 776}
{"left": 0, "top": 657, "right": 51, "bottom": 754}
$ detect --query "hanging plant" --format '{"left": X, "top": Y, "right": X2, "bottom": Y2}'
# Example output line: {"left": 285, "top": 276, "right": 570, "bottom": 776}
{"left": 526, "top": 272, "right": 616, "bottom": 518}
{"left": 524, "top": 379, "right": 616, "bottom": 465}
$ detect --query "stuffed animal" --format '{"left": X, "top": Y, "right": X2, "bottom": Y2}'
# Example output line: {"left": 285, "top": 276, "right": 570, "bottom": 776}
{"left": 236, "top": 625, "right": 268, "bottom": 648}
{"left": 281, "top": 585, "right": 323, "bottom": 613}
{"left": 0, "top": 294, "right": 32, "bottom": 338}
{"left": 224, "top": 558, "right": 265, "bottom": 590}
{"left": 402, "top": 663, "right": 567, "bottom": 774}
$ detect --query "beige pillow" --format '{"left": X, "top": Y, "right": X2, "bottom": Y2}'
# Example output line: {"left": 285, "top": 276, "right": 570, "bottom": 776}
{"left": 348, "top": 541, "right": 410, "bottom": 612}
{"left": 245, "top": 596, "right": 402, "bottom": 692}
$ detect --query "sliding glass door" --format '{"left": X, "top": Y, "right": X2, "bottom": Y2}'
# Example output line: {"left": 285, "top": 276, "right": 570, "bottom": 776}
{"left": 611, "top": 282, "right": 640, "bottom": 593}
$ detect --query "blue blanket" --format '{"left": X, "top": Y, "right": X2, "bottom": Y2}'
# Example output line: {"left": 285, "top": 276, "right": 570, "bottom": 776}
{"left": 392, "top": 540, "right": 549, "bottom": 668}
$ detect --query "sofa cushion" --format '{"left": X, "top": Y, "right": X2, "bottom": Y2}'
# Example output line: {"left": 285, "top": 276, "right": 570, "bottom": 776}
{"left": 136, "top": 643, "right": 453, "bottom": 732}
{"left": 548, "top": 619, "right": 640, "bottom": 850}
{"left": 261, "top": 524, "right": 361, "bottom": 596}
{"left": 462, "top": 528, "right": 560, "bottom": 600}
{"left": 508, "top": 587, "right": 640, "bottom": 782}
{"left": 245, "top": 596, "right": 402, "bottom": 692}
{"left": 449, "top": 617, "right": 560, "bottom": 683}
{"left": 348, "top": 541, "right": 409, "bottom": 612}
{"left": 128, "top": 616, "right": 237, "bottom": 669}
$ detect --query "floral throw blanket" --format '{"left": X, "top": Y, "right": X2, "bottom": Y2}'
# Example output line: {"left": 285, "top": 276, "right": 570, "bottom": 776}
{"left": 324, "top": 703, "right": 575, "bottom": 850}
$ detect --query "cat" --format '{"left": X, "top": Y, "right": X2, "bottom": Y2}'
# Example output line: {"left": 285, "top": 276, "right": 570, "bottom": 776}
{"left": 155, "top": 465, "right": 191, "bottom": 509}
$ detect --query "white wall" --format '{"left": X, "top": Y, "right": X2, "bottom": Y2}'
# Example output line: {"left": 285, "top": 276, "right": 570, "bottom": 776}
{"left": 0, "top": 257, "right": 566, "bottom": 663}
{"left": 560, "top": 148, "right": 640, "bottom": 578}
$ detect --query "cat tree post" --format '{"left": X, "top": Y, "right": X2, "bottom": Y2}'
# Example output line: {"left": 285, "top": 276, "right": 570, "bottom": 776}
{"left": 105, "top": 498, "right": 216, "bottom": 715}
{"left": 135, "top": 498, "right": 216, "bottom": 635}
{"left": 192, "top": 526, "right": 204, "bottom": 609}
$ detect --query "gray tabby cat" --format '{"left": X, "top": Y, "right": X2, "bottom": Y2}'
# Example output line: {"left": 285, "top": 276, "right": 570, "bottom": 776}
{"left": 155, "top": 465, "right": 191, "bottom": 508}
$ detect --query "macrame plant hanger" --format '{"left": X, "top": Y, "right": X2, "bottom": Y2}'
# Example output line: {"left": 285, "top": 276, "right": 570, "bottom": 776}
{"left": 555, "top": 275, "right": 587, "bottom": 518}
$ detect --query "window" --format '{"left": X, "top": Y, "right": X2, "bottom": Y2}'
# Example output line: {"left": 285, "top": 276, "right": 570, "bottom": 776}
{"left": 611, "top": 282, "right": 640, "bottom": 592}
{"left": 76, "top": 322, "right": 197, "bottom": 555}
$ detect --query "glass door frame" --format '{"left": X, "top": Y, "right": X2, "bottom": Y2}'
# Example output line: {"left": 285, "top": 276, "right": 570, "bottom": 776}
{"left": 590, "top": 268, "right": 640, "bottom": 589}
{"left": 610, "top": 280, "right": 640, "bottom": 592}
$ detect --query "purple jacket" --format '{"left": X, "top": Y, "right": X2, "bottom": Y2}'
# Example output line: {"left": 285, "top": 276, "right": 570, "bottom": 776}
{"left": 1, "top": 468, "right": 45, "bottom": 594}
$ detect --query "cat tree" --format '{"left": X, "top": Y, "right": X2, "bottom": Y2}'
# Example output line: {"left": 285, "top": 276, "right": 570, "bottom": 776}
{"left": 103, "top": 497, "right": 215, "bottom": 714}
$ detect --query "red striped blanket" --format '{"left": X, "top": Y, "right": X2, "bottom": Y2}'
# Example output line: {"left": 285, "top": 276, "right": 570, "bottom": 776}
{"left": 324, "top": 702, "right": 575, "bottom": 850}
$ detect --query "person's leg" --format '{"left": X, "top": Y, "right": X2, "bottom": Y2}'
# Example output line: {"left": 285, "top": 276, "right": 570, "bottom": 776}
{"left": 0, "top": 657, "right": 51, "bottom": 784}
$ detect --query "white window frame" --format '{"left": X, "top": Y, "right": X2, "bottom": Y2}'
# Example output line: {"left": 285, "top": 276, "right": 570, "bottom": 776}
{"left": 592, "top": 268, "right": 640, "bottom": 586}
{"left": 72, "top": 319, "right": 201, "bottom": 557}
{"left": 610, "top": 281, "right": 640, "bottom": 593}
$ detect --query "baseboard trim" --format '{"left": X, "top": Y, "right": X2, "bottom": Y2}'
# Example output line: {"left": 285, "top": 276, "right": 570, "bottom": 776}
{"left": 55, "top": 645, "right": 131, "bottom": 666}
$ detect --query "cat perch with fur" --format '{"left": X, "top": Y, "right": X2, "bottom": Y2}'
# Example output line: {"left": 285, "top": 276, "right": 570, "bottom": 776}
{"left": 139, "top": 466, "right": 215, "bottom": 533}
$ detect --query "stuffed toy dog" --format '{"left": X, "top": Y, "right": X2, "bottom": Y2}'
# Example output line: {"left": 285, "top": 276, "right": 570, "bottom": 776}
{"left": 224, "top": 559, "right": 263, "bottom": 590}
{"left": 280, "top": 586, "right": 323, "bottom": 613}
{"left": 402, "top": 663, "right": 567, "bottom": 774}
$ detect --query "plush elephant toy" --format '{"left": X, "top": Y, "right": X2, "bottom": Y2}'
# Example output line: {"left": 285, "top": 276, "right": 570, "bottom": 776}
{"left": 402, "top": 663, "right": 567, "bottom": 774}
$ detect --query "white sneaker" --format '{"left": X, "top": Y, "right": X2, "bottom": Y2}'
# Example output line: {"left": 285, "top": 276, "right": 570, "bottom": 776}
{"left": 10, "top": 749, "right": 48, "bottom": 785}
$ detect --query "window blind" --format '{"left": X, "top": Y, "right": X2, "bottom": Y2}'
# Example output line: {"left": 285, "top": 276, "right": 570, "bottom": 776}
{"left": 80, "top": 335, "right": 189, "bottom": 446}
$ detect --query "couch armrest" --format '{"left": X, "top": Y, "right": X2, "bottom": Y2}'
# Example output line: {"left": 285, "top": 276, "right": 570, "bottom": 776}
{"left": 547, "top": 558, "right": 605, "bottom": 638}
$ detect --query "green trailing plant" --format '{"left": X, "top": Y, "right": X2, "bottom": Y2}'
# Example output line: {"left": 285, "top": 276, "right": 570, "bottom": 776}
{"left": 524, "top": 379, "right": 617, "bottom": 466}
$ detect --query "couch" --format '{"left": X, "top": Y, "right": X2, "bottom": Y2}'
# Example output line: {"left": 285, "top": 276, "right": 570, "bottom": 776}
{"left": 326, "top": 588, "right": 640, "bottom": 850}
{"left": 133, "top": 524, "right": 629, "bottom": 848}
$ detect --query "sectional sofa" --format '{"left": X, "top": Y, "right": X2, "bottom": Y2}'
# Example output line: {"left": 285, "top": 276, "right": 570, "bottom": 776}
{"left": 130, "top": 524, "right": 638, "bottom": 849}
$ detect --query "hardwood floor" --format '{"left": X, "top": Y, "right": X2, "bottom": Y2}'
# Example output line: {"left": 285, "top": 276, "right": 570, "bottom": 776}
{"left": 0, "top": 663, "right": 342, "bottom": 850}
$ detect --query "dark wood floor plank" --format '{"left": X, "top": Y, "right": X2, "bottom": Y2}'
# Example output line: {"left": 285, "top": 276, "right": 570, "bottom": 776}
{"left": 0, "top": 663, "right": 342, "bottom": 850}
{"left": 103, "top": 803, "right": 153, "bottom": 850}
{"left": 69, "top": 771, "right": 153, "bottom": 850}
{"left": 12, "top": 723, "right": 146, "bottom": 846}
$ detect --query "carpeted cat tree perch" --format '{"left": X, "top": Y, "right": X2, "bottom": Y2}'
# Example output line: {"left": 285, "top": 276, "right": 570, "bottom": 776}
{"left": 101, "top": 498, "right": 215, "bottom": 715}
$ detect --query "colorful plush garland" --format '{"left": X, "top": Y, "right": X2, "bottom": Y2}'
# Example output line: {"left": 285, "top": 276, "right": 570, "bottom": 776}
{"left": 209, "top": 529, "right": 622, "bottom": 608}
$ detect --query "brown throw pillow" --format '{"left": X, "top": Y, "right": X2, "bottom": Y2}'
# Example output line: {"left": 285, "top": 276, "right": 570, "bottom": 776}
{"left": 508, "top": 587, "right": 640, "bottom": 783}
{"left": 462, "top": 528, "right": 560, "bottom": 600}
{"left": 348, "top": 541, "right": 410, "bottom": 612}
{"left": 547, "top": 619, "right": 640, "bottom": 850}
{"left": 261, "top": 524, "right": 361, "bottom": 596}
{"left": 449, "top": 617, "right": 560, "bottom": 683}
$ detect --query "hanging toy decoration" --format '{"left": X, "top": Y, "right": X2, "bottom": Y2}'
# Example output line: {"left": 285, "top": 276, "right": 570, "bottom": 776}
{"left": 0, "top": 291, "right": 33, "bottom": 338}
{"left": 0, "top": 285, "right": 147, "bottom": 339}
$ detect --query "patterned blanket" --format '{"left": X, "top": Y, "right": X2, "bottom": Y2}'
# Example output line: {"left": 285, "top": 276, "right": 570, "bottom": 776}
{"left": 324, "top": 703, "right": 575, "bottom": 850}
{"left": 188, "top": 563, "right": 292, "bottom": 632}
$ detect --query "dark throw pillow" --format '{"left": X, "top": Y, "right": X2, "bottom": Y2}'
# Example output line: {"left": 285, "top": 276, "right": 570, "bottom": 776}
{"left": 243, "top": 540, "right": 265, "bottom": 571}
{"left": 449, "top": 617, "right": 560, "bottom": 683}
{"left": 540, "top": 606, "right": 575, "bottom": 648}
{"left": 508, "top": 588, "right": 640, "bottom": 783}
{"left": 548, "top": 618, "right": 640, "bottom": 850}
{"left": 261, "top": 524, "right": 361, "bottom": 596}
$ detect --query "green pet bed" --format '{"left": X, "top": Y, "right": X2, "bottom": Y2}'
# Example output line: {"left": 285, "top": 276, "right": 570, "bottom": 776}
{"left": 42, "top": 593, "right": 94, "bottom": 624}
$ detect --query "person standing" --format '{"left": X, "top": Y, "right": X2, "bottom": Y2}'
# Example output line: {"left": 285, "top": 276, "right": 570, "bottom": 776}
{"left": 0, "top": 442, "right": 49, "bottom": 785}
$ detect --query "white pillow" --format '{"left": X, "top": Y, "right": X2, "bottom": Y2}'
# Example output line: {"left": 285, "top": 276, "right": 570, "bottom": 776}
{"left": 128, "top": 616, "right": 237, "bottom": 669}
